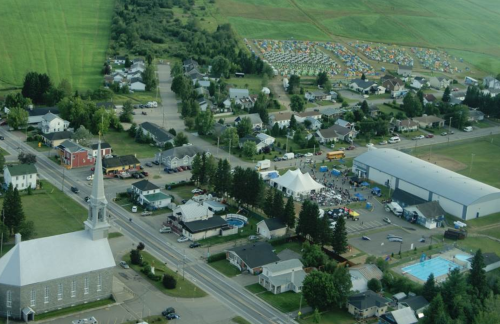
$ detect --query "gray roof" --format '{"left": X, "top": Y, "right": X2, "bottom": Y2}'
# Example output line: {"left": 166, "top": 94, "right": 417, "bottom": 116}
{"left": 228, "top": 242, "right": 280, "bottom": 269}
{"left": 389, "top": 307, "right": 418, "bottom": 324}
{"left": 59, "top": 140, "right": 88, "bottom": 153}
{"left": 229, "top": 88, "right": 250, "bottom": 99}
{"left": 263, "top": 259, "right": 303, "bottom": 273}
{"left": 182, "top": 216, "right": 227, "bottom": 234}
{"left": 355, "top": 149, "right": 500, "bottom": 206}
{"left": 239, "top": 135, "right": 261, "bottom": 145}
{"left": 140, "top": 122, "right": 174, "bottom": 143}
{"left": 262, "top": 218, "right": 287, "bottom": 231}
{"left": 132, "top": 180, "right": 159, "bottom": 191}
{"left": 42, "top": 112, "right": 60, "bottom": 122}
{"left": 412, "top": 115, "right": 444, "bottom": 124}
{"left": 237, "top": 113, "right": 262, "bottom": 126}
{"left": 160, "top": 146, "right": 206, "bottom": 159}
{"left": 42, "top": 131, "right": 73, "bottom": 141}
{"left": 321, "top": 107, "right": 342, "bottom": 116}
{"left": 90, "top": 142, "right": 111, "bottom": 150}
{"left": 351, "top": 79, "right": 376, "bottom": 89}
{"left": 102, "top": 155, "right": 140, "bottom": 169}
{"left": 203, "top": 200, "right": 226, "bottom": 209}
{"left": 348, "top": 290, "right": 388, "bottom": 310}
{"left": 5, "top": 164, "right": 37, "bottom": 176}
{"left": 401, "top": 295, "right": 429, "bottom": 311}
{"left": 414, "top": 201, "right": 446, "bottom": 218}
{"left": 28, "top": 107, "right": 60, "bottom": 117}
{"left": 482, "top": 252, "right": 500, "bottom": 266}
{"left": 398, "top": 65, "right": 413, "bottom": 71}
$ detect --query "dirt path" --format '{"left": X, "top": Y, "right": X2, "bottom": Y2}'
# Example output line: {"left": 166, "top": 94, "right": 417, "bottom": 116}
{"left": 417, "top": 153, "right": 467, "bottom": 172}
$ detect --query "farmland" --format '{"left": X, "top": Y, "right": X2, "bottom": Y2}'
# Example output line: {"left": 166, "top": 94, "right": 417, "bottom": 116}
{"left": 0, "top": 0, "right": 114, "bottom": 90}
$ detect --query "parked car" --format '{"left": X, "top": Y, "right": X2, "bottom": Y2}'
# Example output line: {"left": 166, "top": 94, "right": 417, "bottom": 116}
{"left": 192, "top": 188, "right": 203, "bottom": 194}
{"left": 383, "top": 217, "right": 392, "bottom": 224}
{"left": 152, "top": 161, "right": 160, "bottom": 165}
{"left": 441, "top": 132, "right": 448, "bottom": 136}
{"left": 132, "top": 206, "right": 138, "bottom": 213}
{"left": 132, "top": 173, "right": 141, "bottom": 179}
{"left": 273, "top": 157, "right": 282, "bottom": 162}
{"left": 0, "top": 136, "right": 4, "bottom": 140}
{"left": 304, "top": 153, "right": 313, "bottom": 157}
{"left": 315, "top": 151, "right": 323, "bottom": 155}
{"left": 177, "top": 236, "right": 189, "bottom": 243}
{"left": 71, "top": 186, "right": 79, "bottom": 194}
{"left": 185, "top": 165, "right": 192, "bottom": 170}
{"left": 141, "top": 111, "right": 147, "bottom": 115}
{"left": 90, "top": 167, "right": 95, "bottom": 171}
{"left": 189, "top": 242, "right": 201, "bottom": 248}
{"left": 425, "top": 134, "right": 434, "bottom": 138}
{"left": 347, "top": 146, "right": 356, "bottom": 150}
{"left": 119, "top": 261, "right": 129, "bottom": 269}
{"left": 84, "top": 196, "right": 90, "bottom": 203}
{"left": 160, "top": 226, "right": 172, "bottom": 233}
{"left": 166, "top": 314, "right": 180, "bottom": 320}
{"left": 177, "top": 167, "right": 183, "bottom": 172}
{"left": 145, "top": 162, "right": 153, "bottom": 167}
{"left": 412, "top": 135, "right": 425, "bottom": 140}
{"left": 141, "top": 171, "right": 149, "bottom": 176}
{"left": 379, "top": 141, "right": 388, "bottom": 145}
{"left": 338, "top": 147, "right": 346, "bottom": 151}
{"left": 141, "top": 211, "right": 152, "bottom": 216}
{"left": 248, "top": 235, "right": 260, "bottom": 240}
{"left": 162, "top": 308, "right": 175, "bottom": 317}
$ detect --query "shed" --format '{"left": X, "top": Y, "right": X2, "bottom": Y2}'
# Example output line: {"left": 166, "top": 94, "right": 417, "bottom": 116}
{"left": 257, "top": 219, "right": 287, "bottom": 239}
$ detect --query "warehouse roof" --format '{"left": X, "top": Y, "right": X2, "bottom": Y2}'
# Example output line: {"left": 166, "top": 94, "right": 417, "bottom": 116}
{"left": 354, "top": 149, "right": 500, "bottom": 206}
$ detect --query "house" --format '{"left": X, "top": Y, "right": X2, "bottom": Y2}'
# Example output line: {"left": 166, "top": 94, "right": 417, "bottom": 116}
{"left": 350, "top": 79, "right": 377, "bottom": 94}
{"left": 96, "top": 102, "right": 116, "bottom": 110}
{"left": 397, "top": 295, "right": 429, "bottom": 319}
{"left": 111, "top": 71, "right": 126, "bottom": 83}
{"left": 404, "top": 201, "right": 445, "bottom": 229}
{"left": 347, "top": 290, "right": 388, "bottom": 319}
{"left": 305, "top": 117, "right": 322, "bottom": 130}
{"left": 238, "top": 135, "right": 267, "bottom": 152}
{"left": 41, "top": 131, "right": 73, "bottom": 148}
{"left": 139, "top": 122, "right": 174, "bottom": 147}
{"left": 229, "top": 88, "right": 250, "bottom": 100}
{"left": 269, "top": 112, "right": 293, "bottom": 129}
{"left": 114, "top": 55, "right": 126, "bottom": 64}
{"left": 335, "top": 119, "right": 354, "bottom": 129}
{"left": 102, "top": 155, "right": 141, "bottom": 174}
{"left": 156, "top": 146, "right": 208, "bottom": 169}
{"left": 382, "top": 77, "right": 405, "bottom": 92}
{"left": 259, "top": 259, "right": 306, "bottom": 294}
{"left": 182, "top": 215, "right": 232, "bottom": 241}
{"left": 256, "top": 133, "right": 275, "bottom": 146}
{"left": 479, "top": 252, "right": 500, "bottom": 272}
{"left": 483, "top": 76, "right": 500, "bottom": 89}
{"left": 398, "top": 65, "right": 413, "bottom": 77}
{"left": 368, "top": 105, "right": 380, "bottom": 118}
{"left": 173, "top": 203, "right": 213, "bottom": 223}
{"left": 429, "top": 76, "right": 451, "bottom": 89}
{"left": 130, "top": 78, "right": 146, "bottom": 91}
{"left": 126, "top": 71, "right": 142, "bottom": 81}
{"left": 235, "top": 113, "right": 263, "bottom": 130}
{"left": 422, "top": 94, "right": 437, "bottom": 105}
{"left": 482, "top": 88, "right": 500, "bottom": 98}
{"left": 27, "top": 107, "right": 60, "bottom": 125}
{"left": 57, "top": 140, "right": 95, "bottom": 169}
{"left": 380, "top": 74, "right": 396, "bottom": 83}
{"left": 226, "top": 242, "right": 280, "bottom": 275}
{"left": 376, "top": 85, "right": 386, "bottom": 95}
{"left": 130, "top": 62, "right": 146, "bottom": 73}
{"left": 203, "top": 200, "right": 227, "bottom": 212}
{"left": 305, "top": 91, "right": 330, "bottom": 101}
{"left": 196, "top": 80, "right": 211, "bottom": 88}
{"left": 379, "top": 307, "right": 418, "bottom": 324}
{"left": 0, "top": 144, "right": 114, "bottom": 321}
{"left": 321, "top": 107, "right": 343, "bottom": 118}
{"left": 133, "top": 58, "right": 145, "bottom": 64}
{"left": 256, "top": 219, "right": 287, "bottom": 239}
{"left": 40, "top": 113, "right": 69, "bottom": 134}
{"left": 317, "top": 125, "right": 356, "bottom": 143}
{"left": 296, "top": 111, "right": 322, "bottom": 122}
{"left": 392, "top": 119, "right": 418, "bottom": 132}
{"left": 235, "top": 96, "right": 256, "bottom": 110}
{"left": 131, "top": 180, "right": 172, "bottom": 209}
{"left": 3, "top": 164, "right": 37, "bottom": 190}
{"left": 349, "top": 264, "right": 383, "bottom": 293}
{"left": 468, "top": 109, "right": 485, "bottom": 122}
{"left": 186, "top": 69, "right": 205, "bottom": 82}
{"left": 464, "top": 76, "right": 478, "bottom": 86}
{"left": 410, "top": 77, "right": 427, "bottom": 89}
{"left": 183, "top": 59, "right": 199, "bottom": 73}
{"left": 412, "top": 115, "right": 445, "bottom": 128}
{"left": 90, "top": 143, "right": 112, "bottom": 158}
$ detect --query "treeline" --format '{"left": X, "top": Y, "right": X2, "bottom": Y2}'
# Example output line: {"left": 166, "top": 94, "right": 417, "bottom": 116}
{"left": 464, "top": 86, "right": 500, "bottom": 118}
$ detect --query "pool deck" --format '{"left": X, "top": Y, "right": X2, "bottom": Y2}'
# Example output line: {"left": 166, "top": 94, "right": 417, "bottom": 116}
{"left": 393, "top": 248, "right": 470, "bottom": 284}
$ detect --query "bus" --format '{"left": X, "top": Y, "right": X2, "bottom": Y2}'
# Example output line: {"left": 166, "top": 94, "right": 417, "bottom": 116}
{"left": 327, "top": 151, "right": 345, "bottom": 160}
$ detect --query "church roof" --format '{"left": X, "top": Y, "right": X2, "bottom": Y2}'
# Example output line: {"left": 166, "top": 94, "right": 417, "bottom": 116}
{"left": 0, "top": 230, "right": 115, "bottom": 286}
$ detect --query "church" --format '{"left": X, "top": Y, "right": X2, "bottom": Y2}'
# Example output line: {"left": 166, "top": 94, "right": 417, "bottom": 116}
{"left": 0, "top": 142, "right": 115, "bottom": 321}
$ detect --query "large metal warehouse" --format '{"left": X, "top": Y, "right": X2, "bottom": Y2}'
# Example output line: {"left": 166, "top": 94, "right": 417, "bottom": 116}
{"left": 353, "top": 149, "right": 500, "bottom": 220}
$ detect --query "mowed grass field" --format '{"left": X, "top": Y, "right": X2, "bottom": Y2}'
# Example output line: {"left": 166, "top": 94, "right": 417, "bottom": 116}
{"left": 213, "top": 0, "right": 500, "bottom": 73}
{"left": 0, "top": 0, "right": 114, "bottom": 90}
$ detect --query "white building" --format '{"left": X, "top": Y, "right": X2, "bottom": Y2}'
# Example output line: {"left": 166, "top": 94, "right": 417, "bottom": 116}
{"left": 256, "top": 219, "right": 287, "bottom": 239}
{"left": 156, "top": 146, "right": 208, "bottom": 169}
{"left": 270, "top": 169, "right": 324, "bottom": 198}
{"left": 39, "top": 113, "right": 70, "bottom": 134}
{"left": 130, "top": 79, "right": 146, "bottom": 91}
{"left": 229, "top": 88, "right": 249, "bottom": 100}
{"left": 269, "top": 113, "right": 293, "bottom": 129}
{"left": 256, "top": 133, "right": 275, "bottom": 146}
{"left": 259, "top": 259, "right": 306, "bottom": 294}
{"left": 131, "top": 180, "right": 172, "bottom": 208}
{"left": 173, "top": 203, "right": 213, "bottom": 223}
{"left": 353, "top": 149, "right": 500, "bottom": 220}
{"left": 3, "top": 164, "right": 37, "bottom": 190}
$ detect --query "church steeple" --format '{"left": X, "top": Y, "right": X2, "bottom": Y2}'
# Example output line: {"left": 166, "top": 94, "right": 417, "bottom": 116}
{"left": 85, "top": 141, "right": 110, "bottom": 240}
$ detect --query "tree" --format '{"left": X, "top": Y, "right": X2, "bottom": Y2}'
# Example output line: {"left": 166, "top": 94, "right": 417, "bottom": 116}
{"left": 4, "top": 93, "right": 31, "bottom": 109}
{"left": 288, "top": 75, "right": 301, "bottom": 94}
{"left": 423, "top": 294, "right": 451, "bottom": 324}
{"left": 91, "top": 108, "right": 111, "bottom": 134}
{"left": 120, "top": 100, "right": 134, "bottom": 122}
{"left": 422, "top": 273, "right": 438, "bottom": 302}
{"left": 271, "top": 123, "right": 280, "bottom": 137}
{"left": 146, "top": 53, "right": 154, "bottom": 65}
{"left": 18, "top": 220, "right": 36, "bottom": 240}
{"left": 58, "top": 79, "right": 72, "bottom": 98}
{"left": 242, "top": 141, "right": 257, "bottom": 157}
{"left": 331, "top": 215, "right": 348, "bottom": 254}
{"left": 296, "top": 200, "right": 321, "bottom": 242}
{"left": 168, "top": 128, "right": 177, "bottom": 136}
{"left": 211, "top": 56, "right": 231, "bottom": 78}
{"left": 191, "top": 155, "right": 203, "bottom": 184}
{"left": 7, "top": 107, "right": 28, "bottom": 130}
{"left": 174, "top": 132, "right": 189, "bottom": 147}
{"left": 214, "top": 159, "right": 232, "bottom": 196}
{"left": 237, "top": 117, "right": 253, "bottom": 137}
{"left": 302, "top": 242, "right": 328, "bottom": 268}
{"left": 441, "top": 268, "right": 468, "bottom": 319}
{"left": 221, "top": 127, "right": 239, "bottom": 148}
{"left": 18, "top": 152, "right": 37, "bottom": 164}
{"left": 403, "top": 92, "right": 423, "bottom": 117}
{"left": 316, "top": 71, "right": 328, "bottom": 86}
{"left": 162, "top": 274, "right": 177, "bottom": 289}
{"left": 324, "top": 80, "right": 332, "bottom": 93}
{"left": 290, "top": 95, "right": 305, "bottom": 112}
{"left": 263, "top": 188, "right": 275, "bottom": 219}
{"left": 367, "top": 278, "right": 382, "bottom": 292}
{"left": 417, "top": 89, "right": 424, "bottom": 106}
{"left": 261, "top": 74, "right": 269, "bottom": 87}
{"left": 302, "top": 271, "right": 336, "bottom": 310}
{"left": 289, "top": 114, "right": 298, "bottom": 130}
{"left": 361, "top": 100, "right": 369, "bottom": 114}
{"left": 72, "top": 125, "right": 93, "bottom": 147}
{"left": 474, "top": 295, "right": 500, "bottom": 324}
{"left": 22, "top": 72, "right": 53, "bottom": 104}
{"left": 195, "top": 110, "right": 214, "bottom": 135}
{"left": 468, "top": 249, "right": 489, "bottom": 302}
{"left": 130, "top": 249, "right": 142, "bottom": 265}
{"left": 2, "top": 185, "right": 25, "bottom": 234}
{"left": 331, "top": 266, "right": 353, "bottom": 308}
{"left": 272, "top": 190, "right": 284, "bottom": 221}
{"left": 283, "top": 197, "right": 296, "bottom": 228}
{"left": 171, "top": 75, "right": 188, "bottom": 96}
{"left": 208, "top": 81, "right": 216, "bottom": 97}
{"left": 124, "top": 57, "right": 132, "bottom": 68}
{"left": 361, "top": 73, "right": 366, "bottom": 80}
{"left": 170, "top": 62, "right": 183, "bottom": 77}
{"left": 313, "top": 308, "right": 321, "bottom": 324}
{"left": 318, "top": 215, "right": 332, "bottom": 247}
{"left": 442, "top": 86, "right": 451, "bottom": 102}
{"left": 142, "top": 64, "right": 158, "bottom": 91}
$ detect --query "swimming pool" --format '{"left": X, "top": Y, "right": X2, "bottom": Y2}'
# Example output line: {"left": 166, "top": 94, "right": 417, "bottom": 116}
{"left": 226, "top": 218, "right": 245, "bottom": 228}
{"left": 402, "top": 257, "right": 462, "bottom": 281}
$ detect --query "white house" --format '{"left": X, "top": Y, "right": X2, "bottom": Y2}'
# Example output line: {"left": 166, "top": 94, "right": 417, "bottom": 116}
{"left": 226, "top": 242, "right": 280, "bottom": 275}
{"left": 3, "top": 164, "right": 37, "bottom": 190}
{"left": 295, "top": 111, "right": 322, "bottom": 123}
{"left": 173, "top": 203, "right": 213, "bottom": 223}
{"left": 349, "top": 264, "right": 383, "bottom": 293}
{"left": 392, "top": 119, "right": 419, "bottom": 132}
{"left": 305, "top": 117, "right": 322, "bottom": 130}
{"left": 269, "top": 112, "right": 293, "bottom": 129}
{"left": 398, "top": 65, "right": 413, "bottom": 77}
{"left": 483, "top": 76, "right": 500, "bottom": 89}
{"left": 335, "top": 119, "right": 354, "bottom": 129}
{"left": 259, "top": 259, "right": 306, "bottom": 294}
{"left": 156, "top": 146, "right": 208, "bottom": 169}
{"left": 235, "top": 113, "right": 263, "bottom": 130}
{"left": 130, "top": 62, "right": 146, "bottom": 73}
{"left": 256, "top": 133, "right": 275, "bottom": 146}
{"left": 350, "top": 79, "right": 377, "bottom": 94}
{"left": 429, "top": 77, "right": 450, "bottom": 89}
{"left": 305, "top": 91, "right": 330, "bottom": 101}
{"left": 40, "top": 113, "right": 70, "bottom": 134}
{"left": 229, "top": 88, "right": 250, "bottom": 100}
{"left": 410, "top": 77, "right": 427, "bottom": 89}
{"left": 131, "top": 180, "right": 172, "bottom": 208}
{"left": 257, "top": 219, "right": 287, "bottom": 239}
{"left": 130, "top": 78, "right": 146, "bottom": 91}
{"left": 203, "top": 200, "right": 227, "bottom": 212}
{"left": 238, "top": 135, "right": 267, "bottom": 152}
{"left": 114, "top": 56, "right": 126, "bottom": 65}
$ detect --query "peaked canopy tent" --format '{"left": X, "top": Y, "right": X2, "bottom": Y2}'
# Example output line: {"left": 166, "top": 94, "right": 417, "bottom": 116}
{"left": 270, "top": 169, "right": 324, "bottom": 198}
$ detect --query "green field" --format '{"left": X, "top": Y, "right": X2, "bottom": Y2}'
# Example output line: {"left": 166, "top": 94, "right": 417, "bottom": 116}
{"left": 0, "top": 0, "right": 114, "bottom": 90}
{"left": 103, "top": 130, "right": 159, "bottom": 159}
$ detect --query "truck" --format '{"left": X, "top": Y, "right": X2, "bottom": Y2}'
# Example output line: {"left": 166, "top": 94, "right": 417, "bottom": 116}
{"left": 327, "top": 151, "right": 346, "bottom": 160}
{"left": 282, "top": 153, "right": 294, "bottom": 160}
{"left": 255, "top": 159, "right": 271, "bottom": 171}
{"left": 385, "top": 202, "right": 403, "bottom": 216}
{"left": 444, "top": 228, "right": 467, "bottom": 240}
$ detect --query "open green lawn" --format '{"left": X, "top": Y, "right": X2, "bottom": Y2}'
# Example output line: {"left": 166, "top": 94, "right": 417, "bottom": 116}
{"left": 0, "top": 0, "right": 113, "bottom": 90}
{"left": 227, "top": 75, "right": 265, "bottom": 95}
{"left": 298, "top": 308, "right": 356, "bottom": 324}
{"left": 232, "top": 316, "right": 252, "bottom": 324}
{"left": 103, "top": 130, "right": 159, "bottom": 159}
{"left": 272, "top": 241, "right": 303, "bottom": 255}
{"left": 456, "top": 237, "right": 500, "bottom": 257}
{"left": 208, "top": 260, "right": 241, "bottom": 277}
{"left": 246, "top": 283, "right": 307, "bottom": 312}
{"left": 167, "top": 185, "right": 198, "bottom": 202}
{"left": 35, "top": 298, "right": 114, "bottom": 321}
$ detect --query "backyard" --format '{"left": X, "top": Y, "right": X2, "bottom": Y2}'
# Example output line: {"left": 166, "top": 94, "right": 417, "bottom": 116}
{"left": 298, "top": 308, "right": 356, "bottom": 324}
{"left": 208, "top": 259, "right": 241, "bottom": 277}
{"left": 245, "top": 283, "right": 307, "bottom": 313}
{"left": 103, "top": 130, "right": 159, "bottom": 159}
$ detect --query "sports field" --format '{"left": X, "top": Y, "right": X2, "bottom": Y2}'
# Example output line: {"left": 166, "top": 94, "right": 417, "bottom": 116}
{"left": 0, "top": 0, "right": 114, "bottom": 90}
{"left": 214, "top": 0, "right": 500, "bottom": 73}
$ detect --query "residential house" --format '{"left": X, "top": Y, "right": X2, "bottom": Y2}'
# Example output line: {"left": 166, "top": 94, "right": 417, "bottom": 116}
{"left": 412, "top": 115, "right": 444, "bottom": 128}
{"left": 156, "top": 146, "right": 208, "bottom": 169}
{"left": 376, "top": 85, "right": 386, "bottom": 95}
{"left": 133, "top": 58, "right": 145, "bottom": 64}
{"left": 383, "top": 78, "right": 405, "bottom": 92}
{"left": 131, "top": 180, "right": 172, "bottom": 209}
{"left": 480, "top": 253, "right": 500, "bottom": 272}
{"left": 368, "top": 105, "right": 380, "bottom": 118}
{"left": 269, "top": 112, "right": 293, "bottom": 129}
{"left": 195, "top": 87, "right": 209, "bottom": 97}
{"left": 429, "top": 76, "right": 450, "bottom": 89}
{"left": 397, "top": 65, "right": 413, "bottom": 77}
{"left": 197, "top": 97, "right": 209, "bottom": 111}
{"left": 104, "top": 75, "right": 114, "bottom": 85}
{"left": 259, "top": 259, "right": 306, "bottom": 294}
{"left": 468, "top": 108, "right": 485, "bottom": 122}
{"left": 350, "top": 79, "right": 377, "bottom": 94}
{"left": 102, "top": 155, "right": 141, "bottom": 174}
{"left": 450, "top": 91, "right": 466, "bottom": 105}
{"left": 111, "top": 71, "right": 126, "bottom": 83}
{"left": 226, "top": 242, "right": 280, "bottom": 275}
{"left": 482, "top": 88, "right": 500, "bottom": 98}
{"left": 182, "top": 215, "right": 231, "bottom": 241}
{"left": 196, "top": 80, "right": 210, "bottom": 88}
{"left": 464, "top": 76, "right": 479, "bottom": 86}
{"left": 347, "top": 290, "right": 388, "bottom": 319}
{"left": 139, "top": 122, "right": 174, "bottom": 147}
{"left": 349, "top": 264, "right": 383, "bottom": 293}
{"left": 186, "top": 69, "right": 205, "bottom": 82}
{"left": 397, "top": 295, "right": 429, "bottom": 319}
{"left": 238, "top": 135, "right": 266, "bottom": 152}
{"left": 40, "top": 113, "right": 70, "bottom": 134}
{"left": 173, "top": 203, "right": 213, "bottom": 223}
{"left": 130, "top": 62, "right": 146, "bottom": 73}
{"left": 256, "top": 219, "right": 287, "bottom": 239}
{"left": 305, "top": 117, "right": 322, "bottom": 130}
{"left": 316, "top": 124, "right": 356, "bottom": 143}
{"left": 130, "top": 78, "right": 146, "bottom": 91}
{"left": 223, "top": 98, "right": 232, "bottom": 109}
{"left": 404, "top": 201, "right": 445, "bottom": 229}
{"left": 26, "top": 107, "right": 60, "bottom": 125}
{"left": 380, "top": 74, "right": 396, "bottom": 83}
{"left": 183, "top": 59, "right": 199, "bottom": 73}
{"left": 90, "top": 143, "right": 112, "bottom": 158}
{"left": 256, "top": 133, "right": 275, "bottom": 146}
{"left": 410, "top": 77, "right": 427, "bottom": 90}
{"left": 235, "top": 113, "right": 263, "bottom": 130}
{"left": 295, "top": 111, "right": 322, "bottom": 122}
{"left": 41, "top": 131, "right": 73, "bottom": 148}
{"left": 126, "top": 70, "right": 142, "bottom": 81}
{"left": 422, "top": 94, "right": 437, "bottom": 106}
{"left": 321, "top": 107, "right": 343, "bottom": 118}
{"left": 3, "top": 164, "right": 37, "bottom": 190}
{"left": 202, "top": 200, "right": 227, "bottom": 212}
{"left": 114, "top": 55, "right": 126, "bottom": 64}
{"left": 379, "top": 307, "right": 418, "bottom": 324}
{"left": 58, "top": 140, "right": 95, "bottom": 169}
{"left": 483, "top": 76, "right": 500, "bottom": 89}
{"left": 229, "top": 88, "right": 250, "bottom": 100}
{"left": 235, "top": 96, "right": 256, "bottom": 110}
{"left": 335, "top": 119, "right": 354, "bottom": 129}
{"left": 392, "top": 119, "right": 418, "bottom": 132}
{"left": 96, "top": 102, "right": 116, "bottom": 110}
{"left": 305, "top": 91, "right": 330, "bottom": 101}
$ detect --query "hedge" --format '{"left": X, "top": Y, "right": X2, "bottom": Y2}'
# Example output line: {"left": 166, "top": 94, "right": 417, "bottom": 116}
{"left": 207, "top": 252, "right": 226, "bottom": 263}
{"left": 166, "top": 180, "right": 195, "bottom": 189}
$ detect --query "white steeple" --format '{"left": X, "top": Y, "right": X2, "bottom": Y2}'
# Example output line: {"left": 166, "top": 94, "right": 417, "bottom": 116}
{"left": 85, "top": 141, "right": 110, "bottom": 240}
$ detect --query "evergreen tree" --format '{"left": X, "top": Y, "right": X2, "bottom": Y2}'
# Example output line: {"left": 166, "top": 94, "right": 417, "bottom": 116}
{"left": 142, "top": 64, "right": 158, "bottom": 91}
{"left": 361, "top": 100, "right": 369, "bottom": 114}
{"left": 468, "top": 249, "right": 489, "bottom": 302}
{"left": 289, "top": 114, "right": 297, "bottom": 129}
{"left": 331, "top": 215, "right": 348, "bottom": 254}
{"left": 174, "top": 132, "right": 189, "bottom": 147}
{"left": 191, "top": 155, "right": 203, "bottom": 184}
{"left": 422, "top": 273, "right": 438, "bottom": 302}
{"left": 214, "top": 159, "right": 232, "bottom": 196}
{"left": 230, "top": 167, "right": 246, "bottom": 205}
{"left": 417, "top": 89, "right": 424, "bottom": 106}
{"left": 272, "top": 190, "right": 284, "bottom": 221}
{"left": 263, "top": 188, "right": 275, "bottom": 218}
{"left": 271, "top": 123, "right": 280, "bottom": 137}
{"left": 423, "top": 294, "right": 451, "bottom": 324}
{"left": 3, "top": 185, "right": 26, "bottom": 234}
{"left": 442, "top": 86, "right": 451, "bottom": 102}
{"left": 441, "top": 268, "right": 468, "bottom": 320}
{"left": 316, "top": 71, "right": 328, "bottom": 86}
{"left": 361, "top": 73, "right": 366, "bottom": 80}
{"left": 283, "top": 197, "right": 296, "bottom": 228}
{"left": 296, "top": 200, "right": 321, "bottom": 242}
{"left": 331, "top": 266, "right": 353, "bottom": 308}
{"left": 318, "top": 215, "right": 332, "bottom": 247}
{"left": 237, "top": 117, "right": 253, "bottom": 137}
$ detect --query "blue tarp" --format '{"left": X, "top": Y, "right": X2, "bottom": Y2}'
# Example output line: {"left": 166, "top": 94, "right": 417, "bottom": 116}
{"left": 339, "top": 159, "right": 345, "bottom": 164}
{"left": 360, "top": 181, "right": 370, "bottom": 186}
{"left": 371, "top": 187, "right": 381, "bottom": 196}
{"left": 319, "top": 166, "right": 328, "bottom": 172}
{"left": 268, "top": 172, "right": 279, "bottom": 179}
{"left": 331, "top": 169, "right": 341, "bottom": 176}
{"left": 355, "top": 193, "right": 366, "bottom": 201}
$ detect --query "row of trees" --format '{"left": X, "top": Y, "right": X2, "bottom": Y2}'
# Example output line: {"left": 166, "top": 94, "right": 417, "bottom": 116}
{"left": 463, "top": 85, "right": 500, "bottom": 118}
{"left": 1, "top": 184, "right": 35, "bottom": 240}
{"left": 263, "top": 189, "right": 296, "bottom": 228}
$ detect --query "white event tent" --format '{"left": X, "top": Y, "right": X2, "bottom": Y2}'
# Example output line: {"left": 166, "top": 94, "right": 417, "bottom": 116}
{"left": 270, "top": 169, "right": 324, "bottom": 198}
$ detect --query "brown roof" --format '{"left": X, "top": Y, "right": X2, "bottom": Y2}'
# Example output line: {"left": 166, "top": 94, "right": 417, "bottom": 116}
{"left": 297, "top": 111, "right": 321, "bottom": 118}
{"left": 272, "top": 112, "right": 294, "bottom": 121}
{"left": 396, "top": 119, "right": 419, "bottom": 127}
{"left": 412, "top": 115, "right": 444, "bottom": 124}
{"left": 424, "top": 94, "right": 437, "bottom": 102}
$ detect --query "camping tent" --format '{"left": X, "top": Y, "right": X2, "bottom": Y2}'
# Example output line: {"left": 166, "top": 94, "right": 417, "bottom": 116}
{"left": 360, "top": 181, "right": 370, "bottom": 186}
{"left": 270, "top": 169, "right": 324, "bottom": 198}
{"left": 355, "top": 193, "right": 366, "bottom": 201}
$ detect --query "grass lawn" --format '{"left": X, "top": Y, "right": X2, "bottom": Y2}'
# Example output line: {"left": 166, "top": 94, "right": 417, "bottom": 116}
{"left": 124, "top": 251, "right": 207, "bottom": 298}
{"left": 35, "top": 298, "right": 114, "bottom": 321}
{"left": 232, "top": 316, "right": 252, "bottom": 324}
{"left": 245, "top": 283, "right": 267, "bottom": 294}
{"left": 0, "top": 0, "right": 113, "bottom": 90}
{"left": 108, "top": 232, "right": 124, "bottom": 239}
{"left": 298, "top": 307, "right": 355, "bottom": 324}
{"left": 114, "top": 196, "right": 170, "bottom": 216}
{"left": 167, "top": 185, "right": 197, "bottom": 202}
{"left": 103, "top": 130, "right": 159, "bottom": 159}
{"left": 466, "top": 212, "right": 500, "bottom": 229}
{"left": 124, "top": 316, "right": 167, "bottom": 324}
{"left": 457, "top": 237, "right": 500, "bottom": 256}
{"left": 114, "top": 91, "right": 161, "bottom": 105}
{"left": 259, "top": 291, "right": 306, "bottom": 313}
{"left": 0, "top": 148, "right": 9, "bottom": 156}
{"left": 227, "top": 75, "right": 265, "bottom": 95}
{"left": 26, "top": 141, "right": 51, "bottom": 152}
{"left": 208, "top": 260, "right": 241, "bottom": 277}
{"left": 378, "top": 104, "right": 404, "bottom": 116}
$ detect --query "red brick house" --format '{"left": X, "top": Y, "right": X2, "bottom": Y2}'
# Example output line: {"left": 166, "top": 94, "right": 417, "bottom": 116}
{"left": 58, "top": 140, "right": 95, "bottom": 169}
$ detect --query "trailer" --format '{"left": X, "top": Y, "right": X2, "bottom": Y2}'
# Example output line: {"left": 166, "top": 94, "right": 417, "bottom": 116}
{"left": 255, "top": 159, "right": 271, "bottom": 170}
{"left": 444, "top": 228, "right": 467, "bottom": 240}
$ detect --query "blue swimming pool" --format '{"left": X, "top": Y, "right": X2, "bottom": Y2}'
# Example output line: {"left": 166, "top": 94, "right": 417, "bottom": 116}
{"left": 226, "top": 218, "right": 245, "bottom": 228}
{"left": 402, "top": 257, "right": 462, "bottom": 281}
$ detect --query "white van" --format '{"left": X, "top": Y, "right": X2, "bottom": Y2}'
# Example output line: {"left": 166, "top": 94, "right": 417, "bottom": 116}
{"left": 282, "top": 153, "right": 295, "bottom": 160}
{"left": 385, "top": 202, "right": 403, "bottom": 216}
{"left": 388, "top": 136, "right": 401, "bottom": 144}
{"left": 463, "top": 126, "right": 473, "bottom": 132}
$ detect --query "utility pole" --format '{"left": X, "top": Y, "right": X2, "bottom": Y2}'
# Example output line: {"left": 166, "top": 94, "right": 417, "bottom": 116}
{"left": 183, "top": 250, "right": 186, "bottom": 280}
{"left": 448, "top": 116, "right": 452, "bottom": 144}
{"left": 470, "top": 153, "right": 475, "bottom": 174}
